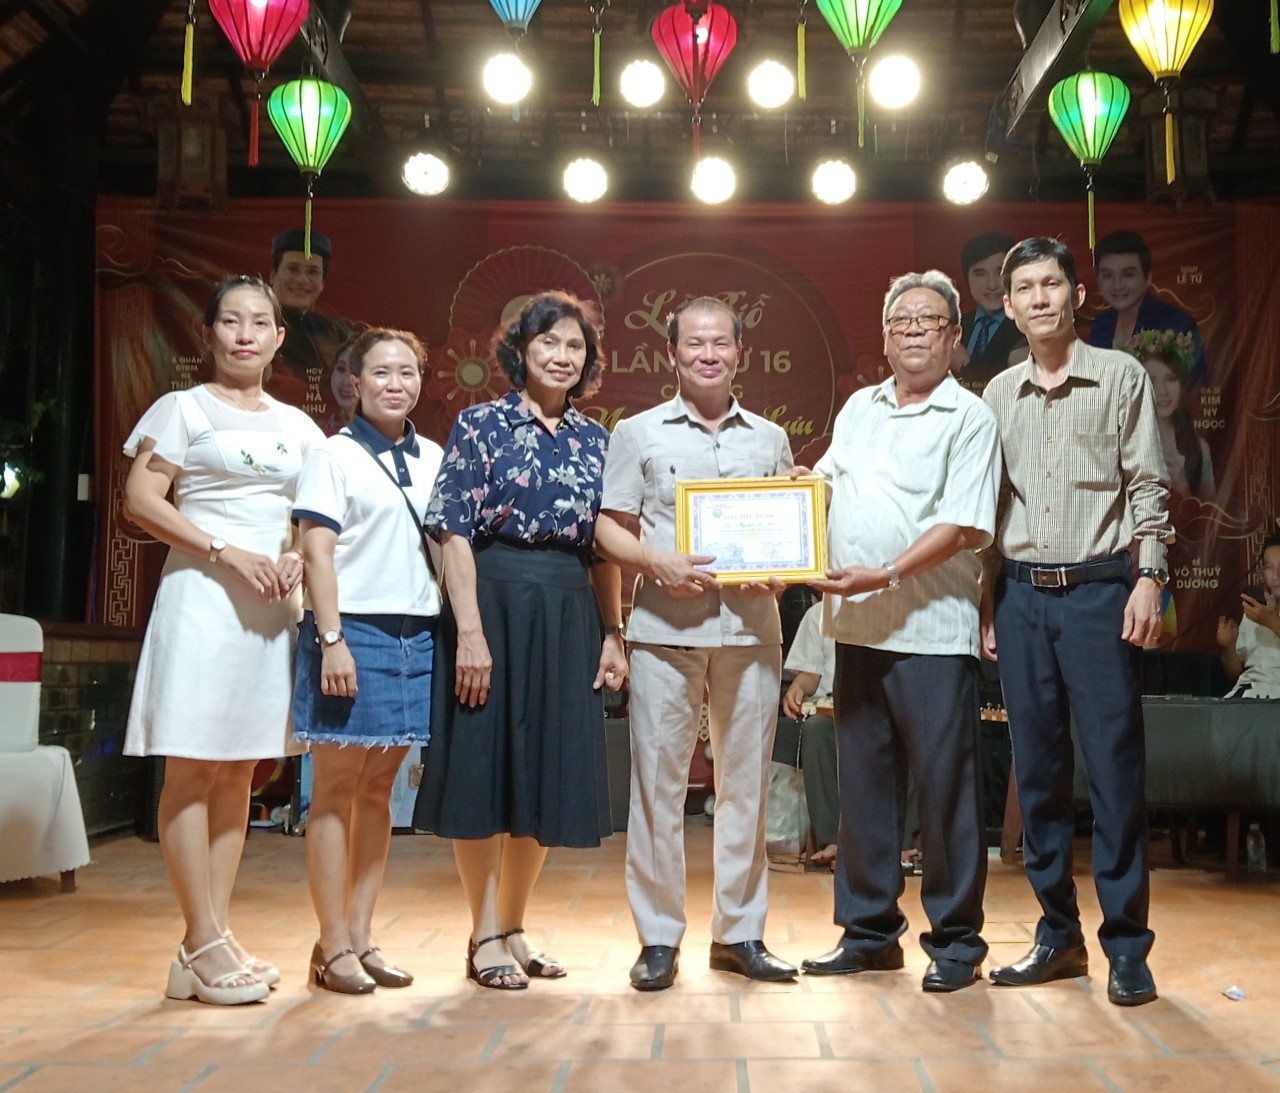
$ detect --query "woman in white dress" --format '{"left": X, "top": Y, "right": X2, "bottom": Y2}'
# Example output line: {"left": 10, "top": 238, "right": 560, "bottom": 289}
{"left": 123, "top": 275, "right": 324, "bottom": 1005}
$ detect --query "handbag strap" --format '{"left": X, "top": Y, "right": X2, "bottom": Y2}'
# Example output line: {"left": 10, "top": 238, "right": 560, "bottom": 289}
{"left": 347, "top": 431, "right": 440, "bottom": 584}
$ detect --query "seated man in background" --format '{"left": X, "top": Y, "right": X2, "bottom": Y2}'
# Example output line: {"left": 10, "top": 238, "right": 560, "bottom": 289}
{"left": 1218, "top": 531, "right": 1280, "bottom": 698}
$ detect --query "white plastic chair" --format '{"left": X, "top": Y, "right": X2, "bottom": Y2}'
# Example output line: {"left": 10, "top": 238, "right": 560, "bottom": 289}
{"left": 0, "top": 614, "right": 90, "bottom": 890}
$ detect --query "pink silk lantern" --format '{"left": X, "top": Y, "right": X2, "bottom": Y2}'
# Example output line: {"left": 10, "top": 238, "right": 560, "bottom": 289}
{"left": 651, "top": 1, "right": 738, "bottom": 160}
{"left": 209, "top": 0, "right": 309, "bottom": 166}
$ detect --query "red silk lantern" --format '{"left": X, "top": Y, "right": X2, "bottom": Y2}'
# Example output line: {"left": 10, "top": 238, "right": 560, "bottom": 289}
{"left": 652, "top": 1, "right": 738, "bottom": 160}
{"left": 209, "top": 0, "right": 309, "bottom": 166}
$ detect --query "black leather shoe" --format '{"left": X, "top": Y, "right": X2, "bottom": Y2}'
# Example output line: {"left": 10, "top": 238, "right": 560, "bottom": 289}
{"left": 801, "top": 943, "right": 905, "bottom": 977}
{"left": 630, "top": 946, "right": 679, "bottom": 991}
{"left": 1107, "top": 955, "right": 1157, "bottom": 1006}
{"left": 990, "top": 942, "right": 1088, "bottom": 986}
{"left": 922, "top": 958, "right": 981, "bottom": 993}
{"left": 709, "top": 940, "right": 797, "bottom": 982}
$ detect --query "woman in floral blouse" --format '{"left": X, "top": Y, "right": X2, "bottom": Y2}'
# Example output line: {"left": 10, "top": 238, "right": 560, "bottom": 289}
{"left": 415, "top": 290, "right": 628, "bottom": 990}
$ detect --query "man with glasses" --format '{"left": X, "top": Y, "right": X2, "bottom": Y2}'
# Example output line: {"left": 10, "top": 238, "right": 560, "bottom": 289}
{"left": 801, "top": 271, "right": 1000, "bottom": 992}
{"left": 981, "top": 237, "right": 1171, "bottom": 1007}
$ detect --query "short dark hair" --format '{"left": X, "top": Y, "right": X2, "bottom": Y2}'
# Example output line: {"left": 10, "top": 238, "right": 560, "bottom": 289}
{"left": 960, "top": 232, "right": 1016, "bottom": 278}
{"left": 666, "top": 296, "right": 743, "bottom": 345}
{"left": 1001, "top": 237, "right": 1079, "bottom": 295}
{"left": 348, "top": 328, "right": 426, "bottom": 377}
{"left": 271, "top": 229, "right": 332, "bottom": 276}
{"left": 1094, "top": 230, "right": 1152, "bottom": 275}
{"left": 1260, "top": 532, "right": 1280, "bottom": 563}
{"left": 493, "top": 291, "right": 603, "bottom": 400}
{"left": 202, "top": 275, "right": 284, "bottom": 329}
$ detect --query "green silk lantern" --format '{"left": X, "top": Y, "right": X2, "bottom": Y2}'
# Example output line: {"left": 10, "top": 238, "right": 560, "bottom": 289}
{"left": 1047, "top": 70, "right": 1131, "bottom": 250}
{"left": 814, "top": 0, "right": 903, "bottom": 146}
{"left": 267, "top": 77, "right": 352, "bottom": 257}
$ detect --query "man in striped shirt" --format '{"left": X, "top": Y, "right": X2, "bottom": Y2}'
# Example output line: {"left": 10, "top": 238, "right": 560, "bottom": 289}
{"left": 801, "top": 270, "right": 1001, "bottom": 993}
{"left": 981, "top": 237, "right": 1172, "bottom": 1007}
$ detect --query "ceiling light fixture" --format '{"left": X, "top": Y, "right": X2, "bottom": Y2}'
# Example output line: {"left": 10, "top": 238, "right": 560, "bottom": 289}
{"left": 403, "top": 151, "right": 450, "bottom": 196}
{"left": 811, "top": 157, "right": 857, "bottom": 203}
{"left": 691, "top": 156, "right": 736, "bottom": 203}
{"left": 620, "top": 58, "right": 665, "bottom": 108}
{"left": 941, "top": 158, "right": 989, "bottom": 204}
{"left": 484, "top": 52, "right": 533, "bottom": 105}
{"left": 563, "top": 156, "right": 609, "bottom": 202}
{"left": 867, "top": 54, "right": 920, "bottom": 110}
{"left": 748, "top": 59, "right": 795, "bottom": 109}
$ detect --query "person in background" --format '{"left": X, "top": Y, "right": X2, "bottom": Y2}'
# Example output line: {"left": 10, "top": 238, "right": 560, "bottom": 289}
{"left": 982, "top": 236, "right": 1172, "bottom": 1008}
{"left": 1128, "top": 329, "right": 1214, "bottom": 502}
{"left": 1088, "top": 230, "right": 1207, "bottom": 384}
{"left": 122, "top": 275, "right": 324, "bottom": 1005}
{"left": 952, "top": 231, "right": 1027, "bottom": 395}
{"left": 267, "top": 229, "right": 356, "bottom": 410}
{"left": 1219, "top": 532, "right": 1280, "bottom": 699}
{"left": 415, "top": 291, "right": 627, "bottom": 990}
{"left": 292, "top": 329, "right": 445, "bottom": 994}
{"left": 319, "top": 337, "right": 359, "bottom": 435}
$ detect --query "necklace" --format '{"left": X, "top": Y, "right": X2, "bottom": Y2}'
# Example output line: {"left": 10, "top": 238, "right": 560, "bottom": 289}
{"left": 206, "top": 383, "right": 267, "bottom": 412}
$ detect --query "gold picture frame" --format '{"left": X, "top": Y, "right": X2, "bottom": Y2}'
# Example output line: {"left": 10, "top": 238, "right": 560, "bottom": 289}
{"left": 674, "top": 475, "right": 829, "bottom": 586}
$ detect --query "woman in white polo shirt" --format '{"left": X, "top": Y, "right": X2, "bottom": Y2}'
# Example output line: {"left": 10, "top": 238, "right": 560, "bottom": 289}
{"left": 291, "top": 328, "right": 444, "bottom": 994}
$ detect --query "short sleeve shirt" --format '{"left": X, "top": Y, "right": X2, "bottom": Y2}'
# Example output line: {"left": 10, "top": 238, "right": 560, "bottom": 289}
{"left": 601, "top": 394, "right": 794, "bottom": 647}
{"left": 424, "top": 390, "right": 610, "bottom": 550}
{"left": 814, "top": 375, "right": 1000, "bottom": 657}
{"left": 784, "top": 602, "right": 836, "bottom": 693}
{"left": 1232, "top": 615, "right": 1280, "bottom": 698}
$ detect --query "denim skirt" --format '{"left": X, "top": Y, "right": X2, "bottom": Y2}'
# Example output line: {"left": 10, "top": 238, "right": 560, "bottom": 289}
{"left": 293, "top": 611, "right": 435, "bottom": 747}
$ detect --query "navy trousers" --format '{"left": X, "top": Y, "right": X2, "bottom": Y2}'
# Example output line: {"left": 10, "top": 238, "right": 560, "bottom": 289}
{"left": 993, "top": 574, "right": 1153, "bottom": 958}
{"left": 831, "top": 645, "right": 988, "bottom": 965}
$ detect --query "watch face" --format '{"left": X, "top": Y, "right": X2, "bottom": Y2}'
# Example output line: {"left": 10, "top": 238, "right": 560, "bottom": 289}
{"left": 211, "top": 538, "right": 226, "bottom": 551}
{"left": 321, "top": 629, "right": 342, "bottom": 646}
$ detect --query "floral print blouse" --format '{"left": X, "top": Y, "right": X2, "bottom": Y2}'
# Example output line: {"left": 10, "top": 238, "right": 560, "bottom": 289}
{"left": 425, "top": 389, "right": 610, "bottom": 550}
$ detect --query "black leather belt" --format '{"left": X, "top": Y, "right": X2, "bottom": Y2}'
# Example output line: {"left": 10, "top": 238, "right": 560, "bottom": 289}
{"left": 1002, "top": 554, "right": 1131, "bottom": 589}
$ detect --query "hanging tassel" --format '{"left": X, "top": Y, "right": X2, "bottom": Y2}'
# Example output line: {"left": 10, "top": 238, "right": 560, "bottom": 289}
{"left": 693, "top": 115, "right": 701, "bottom": 161}
{"left": 1087, "top": 184, "right": 1096, "bottom": 253}
{"left": 181, "top": 0, "right": 195, "bottom": 106}
{"left": 1272, "top": 0, "right": 1279, "bottom": 53}
{"left": 857, "top": 75, "right": 866, "bottom": 148}
{"left": 797, "top": 18, "right": 807, "bottom": 101}
{"left": 592, "top": 27, "right": 602, "bottom": 106}
{"left": 1164, "top": 110, "right": 1175, "bottom": 185}
{"left": 304, "top": 179, "right": 314, "bottom": 258}
{"left": 249, "top": 75, "right": 263, "bottom": 166}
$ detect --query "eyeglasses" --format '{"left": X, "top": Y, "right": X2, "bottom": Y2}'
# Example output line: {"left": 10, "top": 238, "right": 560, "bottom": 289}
{"left": 885, "top": 314, "right": 952, "bottom": 337}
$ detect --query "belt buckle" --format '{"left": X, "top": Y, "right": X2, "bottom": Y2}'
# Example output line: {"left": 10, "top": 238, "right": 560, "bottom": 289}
{"left": 1030, "top": 566, "right": 1067, "bottom": 589}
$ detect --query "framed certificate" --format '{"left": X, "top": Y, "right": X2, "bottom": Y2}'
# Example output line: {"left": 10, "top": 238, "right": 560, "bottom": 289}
{"left": 674, "top": 475, "right": 828, "bottom": 585}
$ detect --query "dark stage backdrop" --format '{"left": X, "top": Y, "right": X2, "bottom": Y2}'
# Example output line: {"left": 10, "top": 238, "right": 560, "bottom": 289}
{"left": 94, "top": 197, "right": 1280, "bottom": 652}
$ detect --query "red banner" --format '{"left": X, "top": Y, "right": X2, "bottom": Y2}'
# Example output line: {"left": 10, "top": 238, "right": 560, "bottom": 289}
{"left": 94, "top": 197, "right": 1280, "bottom": 652}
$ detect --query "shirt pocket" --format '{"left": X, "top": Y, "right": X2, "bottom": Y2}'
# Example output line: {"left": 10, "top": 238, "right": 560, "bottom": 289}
{"left": 1074, "top": 430, "right": 1120, "bottom": 490}
{"left": 882, "top": 435, "right": 945, "bottom": 498}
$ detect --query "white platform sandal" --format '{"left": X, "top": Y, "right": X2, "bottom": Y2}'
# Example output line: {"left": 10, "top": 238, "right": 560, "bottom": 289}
{"left": 223, "top": 929, "right": 281, "bottom": 988}
{"left": 165, "top": 938, "right": 270, "bottom": 1005}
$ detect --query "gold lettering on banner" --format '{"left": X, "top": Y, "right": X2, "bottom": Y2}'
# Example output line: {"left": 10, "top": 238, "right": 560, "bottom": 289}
{"left": 171, "top": 355, "right": 199, "bottom": 391}
{"left": 1196, "top": 385, "right": 1222, "bottom": 431}
{"left": 623, "top": 290, "right": 772, "bottom": 337}
{"left": 581, "top": 405, "right": 625, "bottom": 432}
{"left": 1173, "top": 558, "right": 1221, "bottom": 590}
{"left": 763, "top": 405, "right": 816, "bottom": 437}
{"left": 306, "top": 365, "right": 324, "bottom": 406}
{"left": 1176, "top": 264, "right": 1204, "bottom": 286}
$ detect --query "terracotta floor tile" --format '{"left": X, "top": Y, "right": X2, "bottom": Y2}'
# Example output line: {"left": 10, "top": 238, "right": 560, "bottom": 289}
{"left": 1, "top": 1065, "right": 208, "bottom": 1092}
{"left": 488, "top": 1022, "right": 658, "bottom": 1062}
{"left": 563, "top": 1059, "right": 740, "bottom": 1092}
{"left": 659, "top": 1020, "right": 822, "bottom": 1060}
{"left": 186, "top": 1063, "right": 387, "bottom": 1092}
{"left": 1098, "top": 1057, "right": 1280, "bottom": 1092}
{"left": 0, "top": 1027, "right": 175, "bottom": 1066}
{"left": 983, "top": 1017, "right": 1164, "bottom": 1057}
{"left": 824, "top": 1016, "right": 991, "bottom": 1058}
{"left": 747, "top": 1058, "right": 925, "bottom": 1092}
{"left": 375, "top": 1061, "right": 561, "bottom": 1092}
{"left": 925, "top": 1058, "right": 1112, "bottom": 1092}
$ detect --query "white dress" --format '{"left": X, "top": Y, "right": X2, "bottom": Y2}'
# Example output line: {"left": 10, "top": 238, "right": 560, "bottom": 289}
{"left": 123, "top": 386, "right": 325, "bottom": 760}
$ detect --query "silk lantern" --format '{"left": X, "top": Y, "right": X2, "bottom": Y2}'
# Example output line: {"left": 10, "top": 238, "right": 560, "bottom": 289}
{"left": 651, "top": 1, "right": 738, "bottom": 161}
{"left": 209, "top": 0, "right": 309, "bottom": 165}
{"left": 1118, "top": 0, "right": 1213, "bottom": 185}
{"left": 267, "top": 77, "right": 352, "bottom": 257}
{"left": 1047, "top": 70, "right": 1131, "bottom": 250}
{"left": 489, "top": 0, "right": 543, "bottom": 43}
{"left": 814, "top": 0, "right": 903, "bottom": 146}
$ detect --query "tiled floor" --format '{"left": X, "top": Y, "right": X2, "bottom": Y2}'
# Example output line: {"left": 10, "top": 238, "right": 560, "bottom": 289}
{"left": 2, "top": 821, "right": 1279, "bottom": 1092}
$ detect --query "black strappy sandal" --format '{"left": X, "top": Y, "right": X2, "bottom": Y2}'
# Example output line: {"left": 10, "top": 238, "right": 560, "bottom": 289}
{"left": 466, "top": 934, "right": 528, "bottom": 990}
{"left": 503, "top": 927, "right": 567, "bottom": 979}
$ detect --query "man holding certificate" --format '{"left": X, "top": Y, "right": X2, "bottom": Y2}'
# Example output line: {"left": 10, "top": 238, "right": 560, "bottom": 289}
{"left": 595, "top": 296, "right": 797, "bottom": 992}
{"left": 802, "top": 270, "right": 1001, "bottom": 993}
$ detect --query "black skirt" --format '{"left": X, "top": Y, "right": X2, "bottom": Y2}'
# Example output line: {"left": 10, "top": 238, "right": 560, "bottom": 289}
{"left": 414, "top": 539, "right": 613, "bottom": 848}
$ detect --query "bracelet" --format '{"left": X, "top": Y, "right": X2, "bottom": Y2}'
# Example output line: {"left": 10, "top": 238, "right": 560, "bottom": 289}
{"left": 602, "top": 625, "right": 621, "bottom": 637}
{"left": 883, "top": 562, "right": 902, "bottom": 591}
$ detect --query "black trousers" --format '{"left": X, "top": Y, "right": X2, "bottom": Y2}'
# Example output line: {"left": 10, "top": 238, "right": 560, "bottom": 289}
{"left": 831, "top": 645, "right": 988, "bottom": 965}
{"left": 994, "top": 574, "right": 1153, "bottom": 958}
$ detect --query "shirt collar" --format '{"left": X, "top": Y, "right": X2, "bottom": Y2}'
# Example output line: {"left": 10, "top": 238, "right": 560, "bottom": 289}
{"left": 346, "top": 412, "right": 420, "bottom": 457}
{"left": 871, "top": 373, "right": 962, "bottom": 413}
{"left": 500, "top": 387, "right": 588, "bottom": 433}
{"left": 975, "top": 307, "right": 1006, "bottom": 323}
{"left": 661, "top": 392, "right": 751, "bottom": 427}
{"left": 1013, "top": 337, "right": 1103, "bottom": 395}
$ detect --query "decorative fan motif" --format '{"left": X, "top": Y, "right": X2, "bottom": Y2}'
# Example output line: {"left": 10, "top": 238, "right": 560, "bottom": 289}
{"left": 450, "top": 245, "right": 599, "bottom": 333}
{"left": 424, "top": 328, "right": 508, "bottom": 414}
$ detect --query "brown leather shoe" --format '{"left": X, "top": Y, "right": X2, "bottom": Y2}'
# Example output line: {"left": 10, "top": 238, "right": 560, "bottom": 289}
{"left": 357, "top": 946, "right": 413, "bottom": 988}
{"left": 310, "top": 943, "right": 376, "bottom": 995}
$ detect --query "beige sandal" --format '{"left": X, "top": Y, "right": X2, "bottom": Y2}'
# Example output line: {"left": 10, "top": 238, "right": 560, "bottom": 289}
{"left": 165, "top": 938, "right": 269, "bottom": 1005}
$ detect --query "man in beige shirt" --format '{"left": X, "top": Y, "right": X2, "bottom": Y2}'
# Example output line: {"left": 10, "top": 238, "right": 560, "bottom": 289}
{"left": 596, "top": 297, "right": 797, "bottom": 991}
{"left": 981, "top": 237, "right": 1172, "bottom": 1007}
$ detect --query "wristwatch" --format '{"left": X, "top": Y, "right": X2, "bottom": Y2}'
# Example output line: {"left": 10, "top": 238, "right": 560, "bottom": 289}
{"left": 883, "top": 562, "right": 902, "bottom": 591}
{"left": 208, "top": 537, "right": 226, "bottom": 563}
{"left": 1138, "top": 567, "right": 1169, "bottom": 588}
{"left": 318, "top": 628, "right": 344, "bottom": 648}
